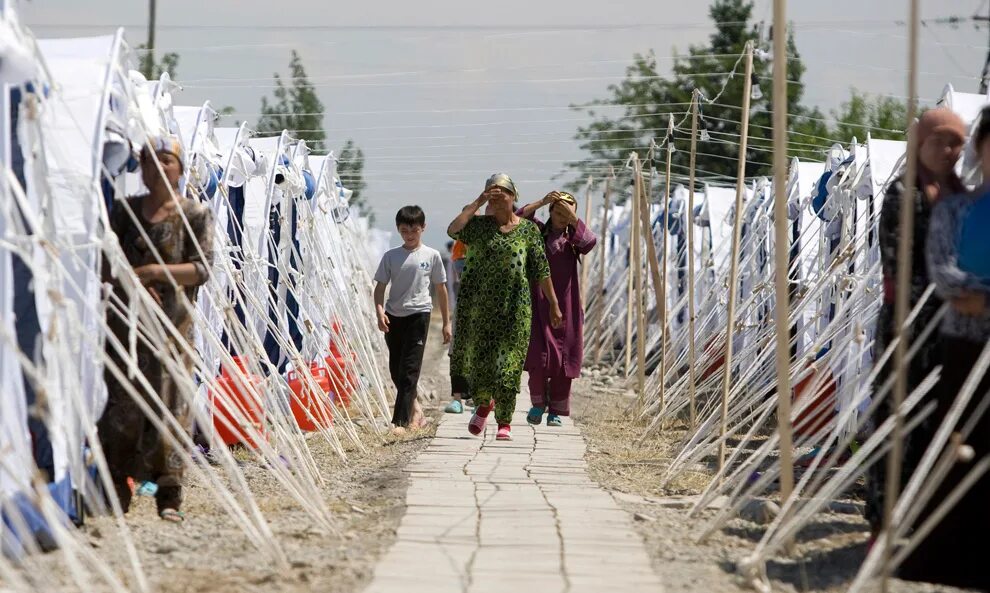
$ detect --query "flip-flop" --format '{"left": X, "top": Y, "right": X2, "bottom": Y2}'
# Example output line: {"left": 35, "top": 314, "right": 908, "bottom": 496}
{"left": 468, "top": 406, "right": 490, "bottom": 436}
{"left": 527, "top": 406, "right": 545, "bottom": 425}
{"left": 159, "top": 508, "right": 184, "bottom": 523}
{"left": 546, "top": 414, "right": 563, "bottom": 427}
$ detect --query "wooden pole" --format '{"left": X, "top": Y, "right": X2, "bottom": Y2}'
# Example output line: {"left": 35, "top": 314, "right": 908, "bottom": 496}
{"left": 718, "top": 41, "right": 755, "bottom": 477}
{"left": 687, "top": 90, "right": 700, "bottom": 428}
{"left": 883, "top": 0, "right": 920, "bottom": 589}
{"left": 772, "top": 0, "right": 794, "bottom": 505}
{"left": 582, "top": 175, "right": 594, "bottom": 306}
{"left": 625, "top": 161, "right": 638, "bottom": 377}
{"left": 593, "top": 175, "right": 612, "bottom": 365}
{"left": 634, "top": 157, "right": 647, "bottom": 402}
{"left": 635, "top": 152, "right": 667, "bottom": 410}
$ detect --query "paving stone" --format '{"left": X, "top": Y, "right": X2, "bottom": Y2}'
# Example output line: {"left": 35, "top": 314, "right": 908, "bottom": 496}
{"left": 363, "top": 392, "right": 664, "bottom": 592}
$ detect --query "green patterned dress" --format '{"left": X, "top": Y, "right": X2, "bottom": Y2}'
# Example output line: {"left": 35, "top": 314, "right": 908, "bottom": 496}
{"left": 449, "top": 215, "right": 551, "bottom": 424}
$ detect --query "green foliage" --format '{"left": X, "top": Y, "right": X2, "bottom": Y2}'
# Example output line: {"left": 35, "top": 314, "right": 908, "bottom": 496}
{"left": 569, "top": 0, "right": 824, "bottom": 196}
{"left": 257, "top": 53, "right": 372, "bottom": 223}
{"left": 137, "top": 46, "right": 179, "bottom": 79}
{"left": 337, "top": 139, "right": 373, "bottom": 224}
{"left": 257, "top": 51, "right": 327, "bottom": 151}
{"left": 828, "top": 90, "right": 907, "bottom": 143}
{"left": 567, "top": 0, "right": 909, "bottom": 199}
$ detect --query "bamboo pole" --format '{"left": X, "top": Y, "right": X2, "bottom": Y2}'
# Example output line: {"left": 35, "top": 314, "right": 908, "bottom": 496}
{"left": 687, "top": 89, "right": 700, "bottom": 428}
{"left": 883, "top": 0, "right": 920, "bottom": 589}
{"left": 593, "top": 175, "right": 612, "bottom": 365}
{"left": 772, "top": 0, "right": 794, "bottom": 505}
{"left": 634, "top": 156, "right": 647, "bottom": 402}
{"left": 625, "top": 164, "right": 638, "bottom": 377}
{"left": 718, "top": 41, "right": 755, "bottom": 477}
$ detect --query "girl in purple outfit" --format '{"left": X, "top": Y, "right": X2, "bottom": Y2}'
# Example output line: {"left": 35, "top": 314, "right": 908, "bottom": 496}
{"left": 519, "top": 191, "right": 597, "bottom": 426}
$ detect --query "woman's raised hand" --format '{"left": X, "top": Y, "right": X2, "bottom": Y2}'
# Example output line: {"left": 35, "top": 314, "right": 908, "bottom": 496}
{"left": 559, "top": 201, "right": 578, "bottom": 225}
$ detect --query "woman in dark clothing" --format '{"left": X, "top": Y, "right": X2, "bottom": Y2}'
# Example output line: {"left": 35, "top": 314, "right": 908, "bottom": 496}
{"left": 98, "top": 136, "right": 214, "bottom": 523}
{"left": 864, "top": 108, "right": 966, "bottom": 536}
{"left": 904, "top": 107, "right": 990, "bottom": 591}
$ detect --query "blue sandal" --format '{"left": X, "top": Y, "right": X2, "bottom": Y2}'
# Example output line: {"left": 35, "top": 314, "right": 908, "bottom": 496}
{"left": 527, "top": 407, "right": 545, "bottom": 425}
{"left": 444, "top": 400, "right": 464, "bottom": 414}
{"left": 547, "top": 414, "right": 563, "bottom": 427}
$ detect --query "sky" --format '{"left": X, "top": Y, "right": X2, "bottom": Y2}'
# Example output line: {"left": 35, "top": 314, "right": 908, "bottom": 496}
{"left": 16, "top": 0, "right": 990, "bottom": 250}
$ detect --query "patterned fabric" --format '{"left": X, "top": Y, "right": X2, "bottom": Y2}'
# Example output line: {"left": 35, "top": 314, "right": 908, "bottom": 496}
{"left": 864, "top": 177, "right": 944, "bottom": 532}
{"left": 449, "top": 215, "right": 550, "bottom": 424}
{"left": 98, "top": 195, "right": 214, "bottom": 513}
{"left": 146, "top": 135, "right": 185, "bottom": 170}
{"left": 485, "top": 172, "right": 517, "bottom": 197}
{"left": 927, "top": 189, "right": 990, "bottom": 341}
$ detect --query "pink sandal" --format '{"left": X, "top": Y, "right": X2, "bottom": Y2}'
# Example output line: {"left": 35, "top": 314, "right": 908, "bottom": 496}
{"left": 496, "top": 424, "right": 512, "bottom": 441}
{"left": 468, "top": 404, "right": 491, "bottom": 436}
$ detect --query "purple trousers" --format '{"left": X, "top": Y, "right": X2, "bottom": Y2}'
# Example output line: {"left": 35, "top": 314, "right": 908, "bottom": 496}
{"left": 528, "top": 370, "right": 573, "bottom": 416}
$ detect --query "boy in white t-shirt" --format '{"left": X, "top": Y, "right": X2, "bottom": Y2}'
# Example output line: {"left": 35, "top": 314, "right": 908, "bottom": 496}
{"left": 374, "top": 206, "right": 452, "bottom": 432}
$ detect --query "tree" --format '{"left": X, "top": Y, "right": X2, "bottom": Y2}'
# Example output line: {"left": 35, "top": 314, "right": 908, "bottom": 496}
{"left": 337, "top": 139, "right": 373, "bottom": 224}
{"left": 567, "top": 0, "right": 827, "bottom": 197}
{"left": 256, "top": 52, "right": 372, "bottom": 223}
{"left": 137, "top": 46, "right": 179, "bottom": 80}
{"left": 257, "top": 51, "right": 327, "bottom": 152}
{"left": 828, "top": 90, "right": 907, "bottom": 143}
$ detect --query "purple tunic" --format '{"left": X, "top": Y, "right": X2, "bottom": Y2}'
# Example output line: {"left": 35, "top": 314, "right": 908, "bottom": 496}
{"left": 524, "top": 218, "right": 597, "bottom": 378}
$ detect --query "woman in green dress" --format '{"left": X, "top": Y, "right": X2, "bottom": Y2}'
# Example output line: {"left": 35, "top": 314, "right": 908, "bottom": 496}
{"left": 448, "top": 173, "right": 563, "bottom": 441}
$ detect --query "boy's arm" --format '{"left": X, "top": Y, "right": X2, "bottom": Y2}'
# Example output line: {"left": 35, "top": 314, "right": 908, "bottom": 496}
{"left": 436, "top": 283, "right": 452, "bottom": 344}
{"left": 373, "top": 282, "right": 390, "bottom": 333}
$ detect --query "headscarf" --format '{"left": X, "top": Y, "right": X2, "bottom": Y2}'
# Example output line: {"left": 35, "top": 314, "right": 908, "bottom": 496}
{"left": 143, "top": 134, "right": 186, "bottom": 172}
{"left": 914, "top": 108, "right": 965, "bottom": 202}
{"left": 544, "top": 191, "right": 580, "bottom": 247}
{"left": 485, "top": 173, "right": 517, "bottom": 199}
{"left": 549, "top": 192, "right": 577, "bottom": 211}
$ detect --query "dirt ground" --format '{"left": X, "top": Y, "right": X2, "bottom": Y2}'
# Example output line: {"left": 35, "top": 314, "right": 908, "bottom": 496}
{"left": 570, "top": 372, "right": 971, "bottom": 593}
{"left": 5, "top": 321, "right": 449, "bottom": 593}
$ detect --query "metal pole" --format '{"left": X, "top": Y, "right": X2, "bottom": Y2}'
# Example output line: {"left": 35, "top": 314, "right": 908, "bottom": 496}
{"left": 148, "top": 0, "right": 157, "bottom": 74}
{"left": 687, "top": 90, "right": 700, "bottom": 428}
{"left": 718, "top": 41, "right": 755, "bottom": 477}
{"left": 883, "top": 0, "right": 920, "bottom": 589}
{"left": 660, "top": 117, "right": 674, "bottom": 419}
{"left": 634, "top": 157, "right": 647, "bottom": 403}
{"left": 581, "top": 175, "right": 595, "bottom": 307}
{"left": 593, "top": 176, "right": 612, "bottom": 365}
{"left": 772, "top": 0, "right": 795, "bottom": 505}
{"left": 625, "top": 164, "right": 638, "bottom": 378}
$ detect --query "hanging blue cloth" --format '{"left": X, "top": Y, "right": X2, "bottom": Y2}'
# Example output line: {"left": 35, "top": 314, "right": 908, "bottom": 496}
{"left": 958, "top": 190, "right": 990, "bottom": 283}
